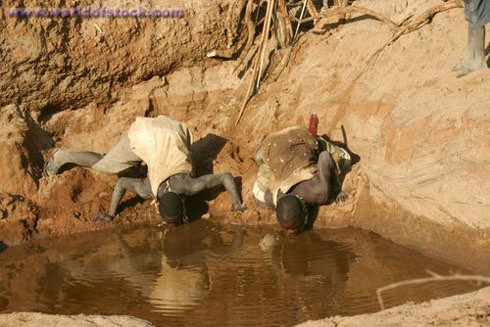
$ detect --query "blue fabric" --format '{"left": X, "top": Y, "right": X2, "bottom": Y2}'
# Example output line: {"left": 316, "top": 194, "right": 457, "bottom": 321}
{"left": 465, "top": 0, "right": 490, "bottom": 27}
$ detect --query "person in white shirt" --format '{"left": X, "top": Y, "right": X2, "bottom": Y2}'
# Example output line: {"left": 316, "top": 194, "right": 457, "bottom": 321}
{"left": 44, "top": 115, "right": 245, "bottom": 224}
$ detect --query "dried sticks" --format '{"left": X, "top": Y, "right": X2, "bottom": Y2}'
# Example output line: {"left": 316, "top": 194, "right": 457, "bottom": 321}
{"left": 376, "top": 269, "right": 490, "bottom": 310}
{"left": 387, "top": 0, "right": 463, "bottom": 44}
{"left": 234, "top": 0, "right": 464, "bottom": 125}
{"left": 295, "top": 5, "right": 399, "bottom": 31}
{"left": 366, "top": 0, "right": 463, "bottom": 69}
{"left": 235, "top": 0, "right": 276, "bottom": 125}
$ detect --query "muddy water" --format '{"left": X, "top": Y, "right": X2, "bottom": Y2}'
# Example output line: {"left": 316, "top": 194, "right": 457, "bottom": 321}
{"left": 0, "top": 220, "right": 480, "bottom": 326}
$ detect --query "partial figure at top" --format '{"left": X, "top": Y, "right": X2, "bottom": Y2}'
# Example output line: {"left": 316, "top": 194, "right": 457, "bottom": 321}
{"left": 454, "top": 0, "right": 489, "bottom": 76}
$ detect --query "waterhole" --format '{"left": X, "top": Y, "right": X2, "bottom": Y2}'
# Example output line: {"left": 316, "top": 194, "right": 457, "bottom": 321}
{"left": 0, "top": 219, "right": 480, "bottom": 326}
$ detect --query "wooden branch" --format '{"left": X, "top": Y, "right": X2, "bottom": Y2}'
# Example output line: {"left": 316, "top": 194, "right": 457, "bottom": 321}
{"left": 294, "top": 0, "right": 309, "bottom": 40}
{"left": 275, "top": 0, "right": 293, "bottom": 48}
{"left": 387, "top": 0, "right": 463, "bottom": 44}
{"left": 256, "top": 0, "right": 275, "bottom": 90}
{"left": 273, "top": 0, "right": 308, "bottom": 80}
{"left": 233, "top": 0, "right": 256, "bottom": 73}
{"left": 282, "top": 0, "right": 308, "bottom": 70}
{"left": 235, "top": 0, "right": 275, "bottom": 125}
{"left": 338, "top": 0, "right": 349, "bottom": 22}
{"left": 294, "top": 5, "right": 399, "bottom": 31}
{"left": 366, "top": 0, "right": 463, "bottom": 69}
{"left": 306, "top": 0, "right": 318, "bottom": 23}
{"left": 376, "top": 270, "right": 490, "bottom": 310}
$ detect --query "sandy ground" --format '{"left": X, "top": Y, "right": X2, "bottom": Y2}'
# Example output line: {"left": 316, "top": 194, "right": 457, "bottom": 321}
{"left": 0, "top": 312, "right": 154, "bottom": 326}
{"left": 299, "top": 286, "right": 490, "bottom": 327}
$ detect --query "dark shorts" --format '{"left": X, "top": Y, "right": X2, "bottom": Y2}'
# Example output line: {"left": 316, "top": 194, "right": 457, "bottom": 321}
{"left": 465, "top": 0, "right": 490, "bottom": 27}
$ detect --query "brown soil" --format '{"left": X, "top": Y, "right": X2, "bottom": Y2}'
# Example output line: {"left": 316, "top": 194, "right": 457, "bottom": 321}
{"left": 0, "top": 0, "right": 489, "bottom": 325}
{"left": 299, "top": 286, "right": 490, "bottom": 327}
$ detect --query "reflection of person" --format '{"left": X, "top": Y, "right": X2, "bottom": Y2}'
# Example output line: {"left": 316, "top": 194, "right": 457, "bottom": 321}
{"left": 454, "top": 0, "right": 489, "bottom": 76}
{"left": 44, "top": 115, "right": 245, "bottom": 224}
{"left": 261, "top": 231, "right": 355, "bottom": 314}
{"left": 62, "top": 220, "right": 244, "bottom": 313}
{"left": 253, "top": 118, "right": 352, "bottom": 234}
{"left": 151, "top": 221, "right": 244, "bottom": 311}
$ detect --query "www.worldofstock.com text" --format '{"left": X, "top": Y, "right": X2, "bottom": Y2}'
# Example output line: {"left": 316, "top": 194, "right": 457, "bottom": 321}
{"left": 8, "top": 7, "right": 185, "bottom": 19}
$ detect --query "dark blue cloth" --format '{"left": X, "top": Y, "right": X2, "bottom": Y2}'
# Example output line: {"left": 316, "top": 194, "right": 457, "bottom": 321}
{"left": 465, "top": 0, "right": 490, "bottom": 27}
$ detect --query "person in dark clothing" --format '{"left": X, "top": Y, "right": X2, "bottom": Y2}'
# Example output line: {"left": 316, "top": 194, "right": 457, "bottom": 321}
{"left": 253, "top": 118, "right": 355, "bottom": 234}
{"left": 454, "top": 0, "right": 489, "bottom": 76}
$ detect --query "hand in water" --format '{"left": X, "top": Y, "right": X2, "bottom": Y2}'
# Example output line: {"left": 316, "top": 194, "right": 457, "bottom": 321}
{"left": 92, "top": 212, "right": 114, "bottom": 222}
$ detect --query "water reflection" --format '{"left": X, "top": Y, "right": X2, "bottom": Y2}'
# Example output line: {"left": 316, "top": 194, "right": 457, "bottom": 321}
{"left": 256, "top": 232, "right": 356, "bottom": 321}
{"left": 0, "top": 222, "right": 481, "bottom": 326}
{"left": 59, "top": 220, "right": 245, "bottom": 316}
{"left": 137, "top": 224, "right": 244, "bottom": 314}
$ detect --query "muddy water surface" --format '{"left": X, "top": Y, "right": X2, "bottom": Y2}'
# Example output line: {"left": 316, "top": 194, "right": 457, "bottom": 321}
{"left": 0, "top": 220, "right": 480, "bottom": 326}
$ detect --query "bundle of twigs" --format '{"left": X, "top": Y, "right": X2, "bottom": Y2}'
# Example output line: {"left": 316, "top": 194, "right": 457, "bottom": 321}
{"left": 233, "top": 0, "right": 464, "bottom": 125}
{"left": 235, "top": 0, "right": 289, "bottom": 125}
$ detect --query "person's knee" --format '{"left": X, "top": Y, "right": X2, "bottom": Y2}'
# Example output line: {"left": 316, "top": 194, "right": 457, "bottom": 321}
{"left": 219, "top": 172, "right": 237, "bottom": 188}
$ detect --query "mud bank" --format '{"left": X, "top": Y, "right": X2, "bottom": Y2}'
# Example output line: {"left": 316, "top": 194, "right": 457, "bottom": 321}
{"left": 0, "top": 0, "right": 489, "bottom": 323}
{"left": 1, "top": 287, "right": 488, "bottom": 326}
{"left": 0, "top": 312, "right": 154, "bottom": 327}
{"left": 0, "top": 0, "right": 244, "bottom": 113}
{"left": 299, "top": 286, "right": 490, "bottom": 326}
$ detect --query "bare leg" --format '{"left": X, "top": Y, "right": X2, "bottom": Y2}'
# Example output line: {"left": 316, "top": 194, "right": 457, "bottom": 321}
{"left": 290, "top": 151, "right": 348, "bottom": 205}
{"left": 45, "top": 133, "right": 141, "bottom": 177}
{"left": 44, "top": 149, "right": 104, "bottom": 176}
{"left": 454, "top": 24, "right": 487, "bottom": 77}
{"left": 163, "top": 173, "right": 245, "bottom": 211}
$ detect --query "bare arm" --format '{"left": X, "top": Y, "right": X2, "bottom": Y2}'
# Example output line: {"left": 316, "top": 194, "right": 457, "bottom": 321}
{"left": 93, "top": 177, "right": 153, "bottom": 222}
{"left": 167, "top": 173, "right": 245, "bottom": 211}
{"left": 290, "top": 151, "right": 347, "bottom": 205}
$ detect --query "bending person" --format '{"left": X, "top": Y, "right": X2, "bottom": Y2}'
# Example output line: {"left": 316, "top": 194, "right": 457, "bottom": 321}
{"left": 253, "top": 121, "right": 352, "bottom": 234}
{"left": 45, "top": 115, "right": 245, "bottom": 224}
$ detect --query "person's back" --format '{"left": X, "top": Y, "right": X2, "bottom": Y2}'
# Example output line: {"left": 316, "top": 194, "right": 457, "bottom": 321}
{"left": 253, "top": 123, "right": 352, "bottom": 233}
{"left": 128, "top": 115, "right": 193, "bottom": 196}
{"left": 255, "top": 126, "right": 319, "bottom": 206}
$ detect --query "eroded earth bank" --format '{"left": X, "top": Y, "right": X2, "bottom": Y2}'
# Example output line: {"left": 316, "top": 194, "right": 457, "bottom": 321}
{"left": 0, "top": 0, "right": 489, "bottom": 325}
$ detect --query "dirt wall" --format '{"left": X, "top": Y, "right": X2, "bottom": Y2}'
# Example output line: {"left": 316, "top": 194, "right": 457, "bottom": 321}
{"left": 0, "top": 0, "right": 246, "bottom": 205}
{"left": 0, "top": 0, "right": 243, "bottom": 113}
